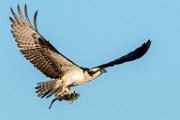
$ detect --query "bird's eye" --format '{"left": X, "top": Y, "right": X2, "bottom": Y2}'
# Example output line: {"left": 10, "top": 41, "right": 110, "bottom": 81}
{"left": 87, "top": 70, "right": 97, "bottom": 76}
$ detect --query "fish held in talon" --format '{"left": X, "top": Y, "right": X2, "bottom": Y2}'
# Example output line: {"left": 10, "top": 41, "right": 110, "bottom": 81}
{"left": 49, "top": 93, "right": 80, "bottom": 109}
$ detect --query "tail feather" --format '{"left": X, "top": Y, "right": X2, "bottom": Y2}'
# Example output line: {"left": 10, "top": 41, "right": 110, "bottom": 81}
{"left": 35, "top": 80, "right": 62, "bottom": 98}
{"left": 46, "top": 87, "right": 62, "bottom": 98}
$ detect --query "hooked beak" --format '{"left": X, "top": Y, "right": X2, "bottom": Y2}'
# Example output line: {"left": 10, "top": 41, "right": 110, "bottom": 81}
{"left": 102, "top": 68, "right": 107, "bottom": 73}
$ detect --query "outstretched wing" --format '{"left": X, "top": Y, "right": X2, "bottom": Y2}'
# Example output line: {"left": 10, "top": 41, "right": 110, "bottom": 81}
{"left": 10, "top": 5, "right": 79, "bottom": 79}
{"left": 95, "top": 40, "right": 151, "bottom": 68}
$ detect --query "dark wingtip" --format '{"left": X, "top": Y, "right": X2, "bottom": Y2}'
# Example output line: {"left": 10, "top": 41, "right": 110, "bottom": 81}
{"left": 9, "top": 16, "right": 13, "bottom": 21}
{"left": 35, "top": 10, "right": 38, "bottom": 15}
{"left": 139, "top": 39, "right": 151, "bottom": 56}
{"left": 35, "top": 86, "right": 39, "bottom": 89}
{"left": 17, "top": 4, "right": 20, "bottom": 10}
{"left": 34, "top": 10, "right": 38, "bottom": 31}
{"left": 10, "top": 7, "right": 13, "bottom": 22}
{"left": 10, "top": 7, "right": 14, "bottom": 14}
{"left": 24, "top": 4, "right": 27, "bottom": 10}
{"left": 147, "top": 39, "right": 151, "bottom": 45}
{"left": 145, "top": 39, "right": 151, "bottom": 50}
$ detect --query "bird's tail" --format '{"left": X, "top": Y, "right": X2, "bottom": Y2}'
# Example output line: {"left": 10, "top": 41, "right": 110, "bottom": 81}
{"left": 35, "top": 79, "right": 62, "bottom": 98}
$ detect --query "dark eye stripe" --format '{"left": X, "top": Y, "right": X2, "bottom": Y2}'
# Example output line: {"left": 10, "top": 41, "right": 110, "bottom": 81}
{"left": 87, "top": 70, "right": 97, "bottom": 76}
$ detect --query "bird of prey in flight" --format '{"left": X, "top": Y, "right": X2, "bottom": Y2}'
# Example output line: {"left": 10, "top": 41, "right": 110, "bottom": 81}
{"left": 10, "top": 5, "right": 151, "bottom": 101}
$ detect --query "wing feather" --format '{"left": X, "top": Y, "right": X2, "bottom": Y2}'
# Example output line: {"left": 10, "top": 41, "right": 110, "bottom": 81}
{"left": 10, "top": 5, "right": 79, "bottom": 79}
{"left": 96, "top": 40, "right": 151, "bottom": 68}
{"left": 24, "top": 4, "right": 33, "bottom": 27}
{"left": 17, "top": 5, "right": 26, "bottom": 23}
{"left": 34, "top": 11, "right": 38, "bottom": 32}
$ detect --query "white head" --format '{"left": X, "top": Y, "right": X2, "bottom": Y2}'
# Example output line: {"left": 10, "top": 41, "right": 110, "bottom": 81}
{"left": 84, "top": 67, "right": 107, "bottom": 82}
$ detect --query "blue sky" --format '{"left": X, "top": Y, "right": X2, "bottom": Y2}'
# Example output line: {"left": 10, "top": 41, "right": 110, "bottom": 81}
{"left": 0, "top": 0, "right": 180, "bottom": 120}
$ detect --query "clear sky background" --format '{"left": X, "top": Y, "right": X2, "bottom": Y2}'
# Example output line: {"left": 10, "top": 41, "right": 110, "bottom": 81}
{"left": 0, "top": 0, "right": 180, "bottom": 120}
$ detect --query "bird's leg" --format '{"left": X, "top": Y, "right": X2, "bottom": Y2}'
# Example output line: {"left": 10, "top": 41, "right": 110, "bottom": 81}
{"left": 57, "top": 86, "right": 66, "bottom": 97}
{"left": 57, "top": 86, "right": 74, "bottom": 97}
{"left": 65, "top": 87, "right": 75, "bottom": 97}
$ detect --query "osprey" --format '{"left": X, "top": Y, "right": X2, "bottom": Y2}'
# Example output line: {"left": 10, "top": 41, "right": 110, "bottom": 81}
{"left": 10, "top": 5, "right": 151, "bottom": 100}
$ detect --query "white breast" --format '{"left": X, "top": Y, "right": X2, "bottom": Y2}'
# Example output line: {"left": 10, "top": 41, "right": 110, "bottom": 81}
{"left": 62, "top": 69, "right": 86, "bottom": 86}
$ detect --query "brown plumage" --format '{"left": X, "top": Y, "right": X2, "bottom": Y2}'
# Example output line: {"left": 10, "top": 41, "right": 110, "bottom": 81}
{"left": 10, "top": 5, "right": 81, "bottom": 98}
{"left": 35, "top": 80, "right": 58, "bottom": 98}
{"left": 10, "top": 5, "right": 79, "bottom": 79}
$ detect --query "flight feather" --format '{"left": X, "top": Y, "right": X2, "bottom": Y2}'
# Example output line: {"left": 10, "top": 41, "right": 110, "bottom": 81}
{"left": 96, "top": 40, "right": 151, "bottom": 68}
{"left": 10, "top": 5, "right": 78, "bottom": 79}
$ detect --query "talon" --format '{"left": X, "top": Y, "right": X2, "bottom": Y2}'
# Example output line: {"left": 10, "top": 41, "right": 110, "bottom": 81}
{"left": 70, "top": 90, "right": 75, "bottom": 94}
{"left": 57, "top": 92, "right": 64, "bottom": 98}
{"left": 69, "top": 90, "right": 75, "bottom": 97}
{"left": 72, "top": 90, "right": 75, "bottom": 94}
